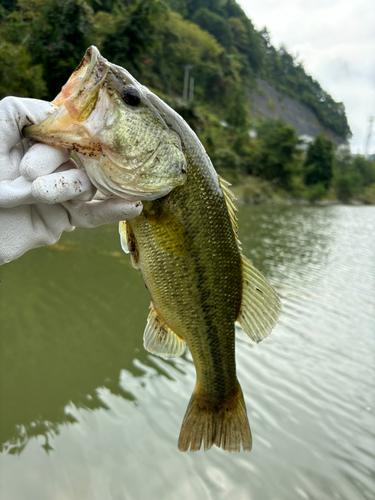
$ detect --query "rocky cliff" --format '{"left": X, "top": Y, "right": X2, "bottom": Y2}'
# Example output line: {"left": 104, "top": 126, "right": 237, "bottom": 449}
{"left": 249, "top": 79, "right": 346, "bottom": 145}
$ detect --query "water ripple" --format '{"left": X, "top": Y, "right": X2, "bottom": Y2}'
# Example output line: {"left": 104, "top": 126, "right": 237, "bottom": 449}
{"left": 0, "top": 206, "right": 374, "bottom": 499}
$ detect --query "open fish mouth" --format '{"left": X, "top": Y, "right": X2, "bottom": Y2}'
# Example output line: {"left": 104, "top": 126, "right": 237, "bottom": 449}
{"left": 24, "top": 46, "right": 108, "bottom": 153}
{"left": 52, "top": 46, "right": 106, "bottom": 109}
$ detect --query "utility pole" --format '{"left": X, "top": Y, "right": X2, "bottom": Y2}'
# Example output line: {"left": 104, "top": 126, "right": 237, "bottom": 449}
{"left": 364, "top": 115, "right": 374, "bottom": 159}
{"left": 189, "top": 76, "right": 194, "bottom": 102}
{"left": 183, "top": 65, "right": 194, "bottom": 101}
{"left": 183, "top": 65, "right": 192, "bottom": 101}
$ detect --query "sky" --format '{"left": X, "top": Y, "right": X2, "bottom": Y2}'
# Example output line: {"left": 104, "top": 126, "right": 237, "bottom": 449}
{"left": 238, "top": 0, "right": 375, "bottom": 155}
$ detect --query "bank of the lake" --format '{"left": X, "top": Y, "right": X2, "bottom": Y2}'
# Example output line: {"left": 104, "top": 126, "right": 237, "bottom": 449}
{"left": 230, "top": 175, "right": 375, "bottom": 206}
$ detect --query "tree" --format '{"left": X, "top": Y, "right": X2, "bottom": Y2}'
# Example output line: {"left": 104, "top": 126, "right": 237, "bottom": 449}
{"left": 334, "top": 147, "right": 375, "bottom": 202}
{"left": 353, "top": 156, "right": 375, "bottom": 187}
{"left": 28, "top": 0, "right": 94, "bottom": 99}
{"left": 0, "top": 41, "right": 46, "bottom": 99}
{"left": 192, "top": 8, "right": 232, "bottom": 48}
{"left": 252, "top": 119, "right": 300, "bottom": 189}
{"left": 102, "top": 0, "right": 167, "bottom": 79}
{"left": 303, "top": 134, "right": 335, "bottom": 190}
{"left": 152, "top": 11, "right": 225, "bottom": 100}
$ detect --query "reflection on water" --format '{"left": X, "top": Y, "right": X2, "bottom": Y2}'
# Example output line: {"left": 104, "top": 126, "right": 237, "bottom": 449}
{"left": 0, "top": 224, "right": 150, "bottom": 453}
{"left": 0, "top": 206, "right": 374, "bottom": 500}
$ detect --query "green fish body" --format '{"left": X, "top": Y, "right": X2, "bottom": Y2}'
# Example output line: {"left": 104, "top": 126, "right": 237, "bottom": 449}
{"left": 24, "top": 46, "right": 282, "bottom": 452}
{"left": 123, "top": 129, "right": 281, "bottom": 452}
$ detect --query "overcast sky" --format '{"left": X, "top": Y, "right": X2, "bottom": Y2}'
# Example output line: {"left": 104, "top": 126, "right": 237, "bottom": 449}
{"left": 238, "top": 0, "right": 375, "bottom": 154}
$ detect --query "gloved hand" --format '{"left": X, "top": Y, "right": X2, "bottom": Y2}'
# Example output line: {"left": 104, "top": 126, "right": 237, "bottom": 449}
{"left": 0, "top": 96, "right": 142, "bottom": 265}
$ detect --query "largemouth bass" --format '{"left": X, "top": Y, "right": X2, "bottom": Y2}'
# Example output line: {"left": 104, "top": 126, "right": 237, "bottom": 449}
{"left": 24, "top": 47, "right": 281, "bottom": 452}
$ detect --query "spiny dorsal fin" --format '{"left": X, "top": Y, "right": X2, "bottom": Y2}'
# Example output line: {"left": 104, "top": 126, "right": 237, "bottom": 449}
{"left": 144, "top": 302, "right": 186, "bottom": 358}
{"left": 237, "top": 255, "right": 281, "bottom": 343}
{"left": 218, "top": 175, "right": 241, "bottom": 248}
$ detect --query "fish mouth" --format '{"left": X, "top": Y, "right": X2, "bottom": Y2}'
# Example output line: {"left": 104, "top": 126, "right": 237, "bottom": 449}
{"left": 52, "top": 46, "right": 107, "bottom": 113}
{"left": 24, "top": 46, "right": 108, "bottom": 150}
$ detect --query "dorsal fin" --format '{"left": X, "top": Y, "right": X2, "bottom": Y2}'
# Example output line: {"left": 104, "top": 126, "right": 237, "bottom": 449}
{"left": 144, "top": 302, "right": 186, "bottom": 358}
{"left": 218, "top": 175, "right": 241, "bottom": 248}
{"left": 237, "top": 255, "right": 282, "bottom": 343}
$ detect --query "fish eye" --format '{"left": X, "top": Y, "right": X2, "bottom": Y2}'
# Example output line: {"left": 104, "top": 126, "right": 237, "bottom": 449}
{"left": 121, "top": 88, "right": 141, "bottom": 106}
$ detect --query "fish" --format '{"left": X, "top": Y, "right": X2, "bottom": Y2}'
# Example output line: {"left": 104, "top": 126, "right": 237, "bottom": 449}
{"left": 24, "top": 46, "right": 282, "bottom": 452}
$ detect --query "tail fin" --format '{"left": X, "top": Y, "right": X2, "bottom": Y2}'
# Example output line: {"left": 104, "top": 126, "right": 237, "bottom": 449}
{"left": 178, "top": 386, "right": 252, "bottom": 452}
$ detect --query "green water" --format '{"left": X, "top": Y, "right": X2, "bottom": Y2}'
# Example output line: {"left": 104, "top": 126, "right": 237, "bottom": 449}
{"left": 0, "top": 205, "right": 374, "bottom": 500}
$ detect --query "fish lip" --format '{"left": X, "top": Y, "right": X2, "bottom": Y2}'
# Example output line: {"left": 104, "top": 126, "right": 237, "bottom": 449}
{"left": 52, "top": 46, "right": 106, "bottom": 108}
{"left": 24, "top": 46, "right": 109, "bottom": 143}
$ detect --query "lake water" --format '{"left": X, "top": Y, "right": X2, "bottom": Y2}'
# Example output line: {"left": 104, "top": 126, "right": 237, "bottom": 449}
{"left": 0, "top": 205, "right": 374, "bottom": 500}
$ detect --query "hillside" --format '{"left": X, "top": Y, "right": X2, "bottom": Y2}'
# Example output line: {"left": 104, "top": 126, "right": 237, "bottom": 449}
{"left": 1, "top": 0, "right": 351, "bottom": 140}
{"left": 1, "top": 0, "right": 374, "bottom": 203}
{"left": 250, "top": 79, "right": 346, "bottom": 146}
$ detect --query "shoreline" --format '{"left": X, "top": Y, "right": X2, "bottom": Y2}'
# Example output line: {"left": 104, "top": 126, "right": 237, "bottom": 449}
{"left": 229, "top": 176, "right": 375, "bottom": 207}
{"left": 234, "top": 198, "right": 372, "bottom": 206}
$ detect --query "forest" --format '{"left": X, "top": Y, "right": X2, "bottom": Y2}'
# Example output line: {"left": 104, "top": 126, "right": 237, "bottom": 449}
{"left": 1, "top": 0, "right": 374, "bottom": 203}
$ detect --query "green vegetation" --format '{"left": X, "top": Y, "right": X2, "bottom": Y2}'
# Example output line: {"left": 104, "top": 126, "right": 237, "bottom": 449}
{"left": 333, "top": 147, "right": 375, "bottom": 203}
{"left": 250, "top": 119, "right": 301, "bottom": 188}
{"left": 29, "top": 0, "right": 94, "bottom": 99}
{"left": 304, "top": 134, "right": 335, "bottom": 191}
{"left": 1, "top": 0, "right": 373, "bottom": 204}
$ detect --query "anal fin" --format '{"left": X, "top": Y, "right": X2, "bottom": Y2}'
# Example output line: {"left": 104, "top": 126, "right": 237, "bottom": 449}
{"left": 237, "top": 255, "right": 282, "bottom": 343}
{"left": 144, "top": 302, "right": 186, "bottom": 358}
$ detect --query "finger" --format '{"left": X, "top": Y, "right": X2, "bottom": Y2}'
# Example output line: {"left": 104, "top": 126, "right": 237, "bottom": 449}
{"left": 20, "top": 143, "right": 71, "bottom": 180}
{"left": 31, "top": 168, "right": 97, "bottom": 204}
{"left": 0, "top": 176, "right": 34, "bottom": 208}
{"left": 0, "top": 97, "right": 56, "bottom": 156}
{"left": 63, "top": 199, "right": 143, "bottom": 228}
{"left": 0, "top": 204, "right": 74, "bottom": 265}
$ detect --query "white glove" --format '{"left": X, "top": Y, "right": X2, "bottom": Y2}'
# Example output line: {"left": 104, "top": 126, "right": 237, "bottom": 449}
{"left": 0, "top": 96, "right": 142, "bottom": 265}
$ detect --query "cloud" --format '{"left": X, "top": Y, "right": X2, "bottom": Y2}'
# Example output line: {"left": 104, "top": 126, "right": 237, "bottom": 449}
{"left": 239, "top": 0, "right": 375, "bottom": 153}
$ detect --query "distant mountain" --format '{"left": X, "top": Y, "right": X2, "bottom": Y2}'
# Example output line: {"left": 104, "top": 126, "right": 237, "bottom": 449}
{"left": 0, "top": 0, "right": 351, "bottom": 141}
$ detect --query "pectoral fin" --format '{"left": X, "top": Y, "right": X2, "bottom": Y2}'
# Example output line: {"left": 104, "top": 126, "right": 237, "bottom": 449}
{"left": 237, "top": 255, "right": 281, "bottom": 343}
{"left": 119, "top": 220, "right": 140, "bottom": 269}
{"left": 119, "top": 221, "right": 129, "bottom": 253}
{"left": 144, "top": 302, "right": 186, "bottom": 358}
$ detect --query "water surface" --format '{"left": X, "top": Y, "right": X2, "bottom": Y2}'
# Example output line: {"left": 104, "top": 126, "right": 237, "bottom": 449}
{"left": 0, "top": 205, "right": 374, "bottom": 499}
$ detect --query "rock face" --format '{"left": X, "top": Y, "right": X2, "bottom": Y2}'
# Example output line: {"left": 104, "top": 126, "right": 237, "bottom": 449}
{"left": 249, "top": 79, "right": 345, "bottom": 146}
